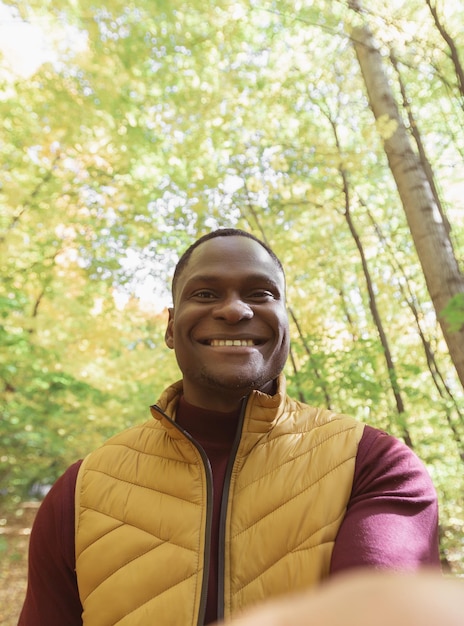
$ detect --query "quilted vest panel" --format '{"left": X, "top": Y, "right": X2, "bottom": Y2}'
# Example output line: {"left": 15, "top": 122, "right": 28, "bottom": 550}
{"left": 222, "top": 391, "right": 364, "bottom": 618}
{"left": 75, "top": 417, "right": 209, "bottom": 626}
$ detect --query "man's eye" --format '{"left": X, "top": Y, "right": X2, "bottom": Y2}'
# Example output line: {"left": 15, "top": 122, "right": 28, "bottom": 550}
{"left": 193, "top": 290, "right": 216, "bottom": 299}
{"left": 249, "top": 290, "right": 274, "bottom": 300}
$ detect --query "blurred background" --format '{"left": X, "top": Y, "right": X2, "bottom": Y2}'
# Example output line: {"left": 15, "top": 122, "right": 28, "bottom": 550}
{"left": 1, "top": 0, "right": 463, "bottom": 621}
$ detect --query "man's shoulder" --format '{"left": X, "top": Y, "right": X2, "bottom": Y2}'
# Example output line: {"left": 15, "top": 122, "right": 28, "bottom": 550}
{"left": 83, "top": 418, "right": 166, "bottom": 465}
{"left": 284, "top": 395, "right": 363, "bottom": 430}
{"left": 271, "top": 396, "right": 366, "bottom": 450}
{"left": 354, "top": 425, "right": 437, "bottom": 497}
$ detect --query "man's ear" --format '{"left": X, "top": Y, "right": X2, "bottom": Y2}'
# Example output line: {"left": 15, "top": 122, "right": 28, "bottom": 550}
{"left": 165, "top": 307, "right": 175, "bottom": 349}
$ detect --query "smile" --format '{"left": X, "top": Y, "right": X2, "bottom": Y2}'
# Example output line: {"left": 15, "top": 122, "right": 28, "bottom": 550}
{"left": 209, "top": 339, "right": 258, "bottom": 347}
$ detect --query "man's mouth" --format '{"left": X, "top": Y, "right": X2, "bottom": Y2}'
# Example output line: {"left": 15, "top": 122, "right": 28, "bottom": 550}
{"left": 205, "top": 338, "right": 260, "bottom": 347}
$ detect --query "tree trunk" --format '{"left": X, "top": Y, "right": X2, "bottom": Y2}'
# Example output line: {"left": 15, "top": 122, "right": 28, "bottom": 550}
{"left": 348, "top": 8, "right": 464, "bottom": 389}
{"left": 389, "top": 50, "right": 451, "bottom": 235}
{"left": 330, "top": 118, "right": 413, "bottom": 446}
{"left": 364, "top": 202, "right": 464, "bottom": 458}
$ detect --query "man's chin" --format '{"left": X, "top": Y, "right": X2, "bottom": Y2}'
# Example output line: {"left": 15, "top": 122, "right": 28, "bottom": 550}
{"left": 200, "top": 371, "right": 272, "bottom": 395}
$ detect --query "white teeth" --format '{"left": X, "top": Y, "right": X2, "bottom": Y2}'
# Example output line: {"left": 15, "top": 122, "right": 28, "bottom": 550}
{"left": 210, "top": 339, "right": 255, "bottom": 347}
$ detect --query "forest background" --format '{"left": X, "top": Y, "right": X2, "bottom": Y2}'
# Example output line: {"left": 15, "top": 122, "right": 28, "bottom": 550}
{"left": 1, "top": 0, "right": 464, "bottom": 583}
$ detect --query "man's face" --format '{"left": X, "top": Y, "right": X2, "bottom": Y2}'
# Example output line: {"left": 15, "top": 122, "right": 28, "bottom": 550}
{"left": 165, "top": 236, "right": 290, "bottom": 409}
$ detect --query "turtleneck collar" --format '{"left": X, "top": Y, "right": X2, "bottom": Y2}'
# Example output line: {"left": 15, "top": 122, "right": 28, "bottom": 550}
{"left": 176, "top": 396, "right": 241, "bottom": 446}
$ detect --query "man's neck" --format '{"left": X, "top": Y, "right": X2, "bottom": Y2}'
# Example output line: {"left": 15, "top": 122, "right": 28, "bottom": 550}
{"left": 181, "top": 379, "right": 277, "bottom": 412}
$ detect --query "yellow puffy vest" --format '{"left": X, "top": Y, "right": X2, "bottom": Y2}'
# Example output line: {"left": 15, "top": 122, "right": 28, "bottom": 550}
{"left": 75, "top": 376, "right": 364, "bottom": 625}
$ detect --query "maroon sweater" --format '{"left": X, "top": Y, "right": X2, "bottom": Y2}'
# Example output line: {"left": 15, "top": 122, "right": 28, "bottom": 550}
{"left": 19, "top": 401, "right": 440, "bottom": 626}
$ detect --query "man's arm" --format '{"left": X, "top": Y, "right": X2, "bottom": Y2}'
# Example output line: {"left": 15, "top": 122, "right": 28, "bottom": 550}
{"left": 330, "top": 426, "right": 441, "bottom": 572}
{"left": 18, "top": 460, "right": 83, "bottom": 626}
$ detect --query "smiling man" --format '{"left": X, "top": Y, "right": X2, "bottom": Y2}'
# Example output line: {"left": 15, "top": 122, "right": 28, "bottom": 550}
{"left": 19, "top": 229, "right": 440, "bottom": 626}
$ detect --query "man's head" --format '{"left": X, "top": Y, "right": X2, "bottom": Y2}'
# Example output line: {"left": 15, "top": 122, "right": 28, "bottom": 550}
{"left": 166, "top": 229, "right": 290, "bottom": 410}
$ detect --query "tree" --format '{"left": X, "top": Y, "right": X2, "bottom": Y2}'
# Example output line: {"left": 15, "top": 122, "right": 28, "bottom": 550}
{"left": 348, "top": 0, "right": 464, "bottom": 388}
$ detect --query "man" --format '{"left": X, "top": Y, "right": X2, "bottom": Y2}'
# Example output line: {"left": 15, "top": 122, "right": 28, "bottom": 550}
{"left": 19, "top": 228, "right": 440, "bottom": 626}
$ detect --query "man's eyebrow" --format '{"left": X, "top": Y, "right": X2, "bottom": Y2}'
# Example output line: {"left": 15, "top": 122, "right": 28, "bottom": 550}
{"left": 246, "top": 275, "right": 282, "bottom": 290}
{"left": 186, "top": 274, "right": 282, "bottom": 288}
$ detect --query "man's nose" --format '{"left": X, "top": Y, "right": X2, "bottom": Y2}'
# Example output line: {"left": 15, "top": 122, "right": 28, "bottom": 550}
{"left": 212, "top": 297, "right": 254, "bottom": 323}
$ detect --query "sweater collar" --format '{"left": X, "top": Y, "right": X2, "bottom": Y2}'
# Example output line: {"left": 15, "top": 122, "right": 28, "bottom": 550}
{"left": 175, "top": 396, "right": 240, "bottom": 445}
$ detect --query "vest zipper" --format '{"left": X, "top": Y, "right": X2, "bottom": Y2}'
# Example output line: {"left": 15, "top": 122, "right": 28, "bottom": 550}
{"left": 216, "top": 397, "right": 248, "bottom": 622}
{"left": 151, "top": 405, "right": 214, "bottom": 626}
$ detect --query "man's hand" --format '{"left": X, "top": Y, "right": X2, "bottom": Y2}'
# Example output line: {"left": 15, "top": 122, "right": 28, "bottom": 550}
{"left": 218, "top": 570, "right": 463, "bottom": 626}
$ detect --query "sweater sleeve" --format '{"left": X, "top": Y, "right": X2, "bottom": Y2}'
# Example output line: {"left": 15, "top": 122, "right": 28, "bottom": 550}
{"left": 18, "top": 460, "right": 83, "bottom": 626}
{"left": 330, "top": 426, "right": 441, "bottom": 573}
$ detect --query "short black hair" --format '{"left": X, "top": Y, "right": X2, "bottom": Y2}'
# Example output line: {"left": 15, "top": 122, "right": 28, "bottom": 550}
{"left": 172, "top": 228, "right": 284, "bottom": 299}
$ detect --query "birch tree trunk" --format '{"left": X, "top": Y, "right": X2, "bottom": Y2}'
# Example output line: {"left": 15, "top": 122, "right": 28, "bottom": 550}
{"left": 348, "top": 5, "right": 464, "bottom": 389}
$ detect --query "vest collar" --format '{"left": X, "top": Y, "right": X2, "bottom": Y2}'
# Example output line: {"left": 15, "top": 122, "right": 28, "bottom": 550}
{"left": 150, "top": 374, "right": 288, "bottom": 438}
